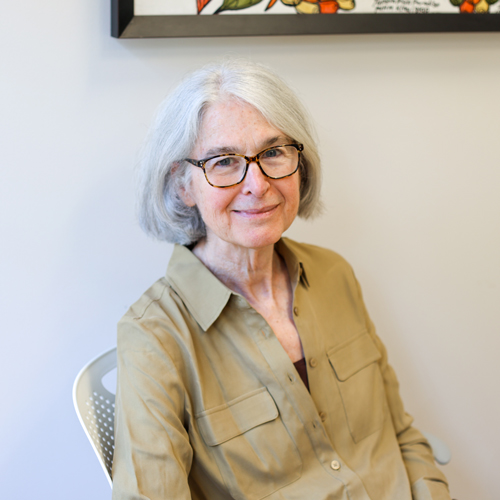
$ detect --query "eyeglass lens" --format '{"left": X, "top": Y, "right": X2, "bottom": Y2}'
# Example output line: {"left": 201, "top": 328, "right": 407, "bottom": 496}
{"left": 204, "top": 145, "right": 299, "bottom": 187}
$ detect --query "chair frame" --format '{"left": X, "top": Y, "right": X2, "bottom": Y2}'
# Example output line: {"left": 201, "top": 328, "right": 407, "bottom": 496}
{"left": 73, "top": 347, "right": 117, "bottom": 487}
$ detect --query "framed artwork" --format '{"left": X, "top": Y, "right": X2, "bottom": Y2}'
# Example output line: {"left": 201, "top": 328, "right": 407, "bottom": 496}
{"left": 111, "top": 0, "right": 500, "bottom": 38}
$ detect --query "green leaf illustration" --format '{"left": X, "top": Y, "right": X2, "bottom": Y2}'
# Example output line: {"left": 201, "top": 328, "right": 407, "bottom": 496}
{"left": 215, "top": 0, "right": 264, "bottom": 13}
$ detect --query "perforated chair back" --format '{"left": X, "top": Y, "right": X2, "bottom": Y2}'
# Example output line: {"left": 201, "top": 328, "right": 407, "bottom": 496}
{"left": 73, "top": 347, "right": 117, "bottom": 487}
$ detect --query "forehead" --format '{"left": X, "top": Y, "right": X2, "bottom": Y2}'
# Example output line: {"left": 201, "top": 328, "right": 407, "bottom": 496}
{"left": 193, "top": 99, "right": 285, "bottom": 156}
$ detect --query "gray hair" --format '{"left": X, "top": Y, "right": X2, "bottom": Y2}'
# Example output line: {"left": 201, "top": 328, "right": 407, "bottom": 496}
{"left": 137, "top": 59, "right": 322, "bottom": 245}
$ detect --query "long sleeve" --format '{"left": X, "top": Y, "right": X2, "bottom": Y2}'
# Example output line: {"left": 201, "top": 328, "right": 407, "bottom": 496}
{"left": 355, "top": 276, "right": 452, "bottom": 500}
{"left": 112, "top": 318, "right": 193, "bottom": 500}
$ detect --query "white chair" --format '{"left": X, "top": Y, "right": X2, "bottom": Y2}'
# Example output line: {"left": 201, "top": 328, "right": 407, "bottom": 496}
{"left": 422, "top": 430, "right": 451, "bottom": 466}
{"left": 73, "top": 347, "right": 117, "bottom": 487}
{"left": 73, "top": 347, "right": 451, "bottom": 487}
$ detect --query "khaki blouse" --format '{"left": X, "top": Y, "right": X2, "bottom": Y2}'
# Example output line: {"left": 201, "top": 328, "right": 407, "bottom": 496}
{"left": 112, "top": 238, "right": 451, "bottom": 500}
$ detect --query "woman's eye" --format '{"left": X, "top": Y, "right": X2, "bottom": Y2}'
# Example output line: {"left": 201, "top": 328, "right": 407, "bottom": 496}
{"left": 263, "top": 148, "right": 282, "bottom": 159}
{"left": 214, "top": 157, "right": 234, "bottom": 167}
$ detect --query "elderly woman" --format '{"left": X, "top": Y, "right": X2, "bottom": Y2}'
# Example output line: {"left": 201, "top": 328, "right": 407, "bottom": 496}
{"left": 112, "top": 60, "right": 451, "bottom": 500}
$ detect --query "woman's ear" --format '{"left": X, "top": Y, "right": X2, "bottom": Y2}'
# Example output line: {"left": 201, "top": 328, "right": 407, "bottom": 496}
{"left": 179, "top": 185, "right": 196, "bottom": 207}
{"left": 172, "top": 162, "right": 196, "bottom": 207}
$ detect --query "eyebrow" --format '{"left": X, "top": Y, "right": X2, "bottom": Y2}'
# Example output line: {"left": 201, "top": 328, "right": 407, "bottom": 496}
{"left": 203, "top": 135, "right": 290, "bottom": 158}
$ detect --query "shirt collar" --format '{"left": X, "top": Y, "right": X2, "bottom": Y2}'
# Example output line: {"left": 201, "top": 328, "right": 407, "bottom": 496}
{"left": 166, "top": 238, "right": 308, "bottom": 332}
{"left": 166, "top": 244, "right": 232, "bottom": 332}
{"left": 276, "top": 238, "right": 310, "bottom": 290}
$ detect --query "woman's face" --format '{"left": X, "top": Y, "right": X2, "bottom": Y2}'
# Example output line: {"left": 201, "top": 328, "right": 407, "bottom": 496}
{"left": 182, "top": 99, "right": 300, "bottom": 251}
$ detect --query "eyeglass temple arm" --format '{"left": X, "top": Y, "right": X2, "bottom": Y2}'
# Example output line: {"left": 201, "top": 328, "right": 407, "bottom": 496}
{"left": 184, "top": 158, "right": 204, "bottom": 168}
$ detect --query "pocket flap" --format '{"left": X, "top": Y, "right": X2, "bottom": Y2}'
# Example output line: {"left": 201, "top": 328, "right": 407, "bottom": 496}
{"left": 328, "top": 332, "right": 381, "bottom": 381}
{"left": 196, "top": 388, "right": 279, "bottom": 446}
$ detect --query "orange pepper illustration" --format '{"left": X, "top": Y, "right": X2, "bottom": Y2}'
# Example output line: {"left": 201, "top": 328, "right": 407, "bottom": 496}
{"left": 274, "top": 0, "right": 354, "bottom": 13}
{"left": 450, "top": 0, "right": 497, "bottom": 12}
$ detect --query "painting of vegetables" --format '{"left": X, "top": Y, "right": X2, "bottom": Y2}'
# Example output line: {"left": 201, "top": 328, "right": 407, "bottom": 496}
{"left": 113, "top": 0, "right": 500, "bottom": 38}
{"left": 195, "top": 0, "right": 500, "bottom": 13}
{"left": 199, "top": 0, "right": 354, "bottom": 14}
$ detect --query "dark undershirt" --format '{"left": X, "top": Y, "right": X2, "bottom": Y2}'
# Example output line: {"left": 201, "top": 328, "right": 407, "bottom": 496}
{"left": 293, "top": 358, "right": 310, "bottom": 392}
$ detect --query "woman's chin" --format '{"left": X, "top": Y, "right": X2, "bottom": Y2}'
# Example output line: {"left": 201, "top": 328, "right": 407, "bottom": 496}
{"left": 231, "top": 229, "right": 283, "bottom": 250}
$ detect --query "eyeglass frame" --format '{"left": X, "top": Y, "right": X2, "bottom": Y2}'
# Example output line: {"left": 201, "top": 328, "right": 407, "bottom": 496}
{"left": 184, "top": 143, "right": 304, "bottom": 188}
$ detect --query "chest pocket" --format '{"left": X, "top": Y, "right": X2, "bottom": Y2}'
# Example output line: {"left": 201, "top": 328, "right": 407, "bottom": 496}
{"left": 196, "top": 387, "right": 302, "bottom": 500}
{"left": 328, "top": 332, "right": 387, "bottom": 443}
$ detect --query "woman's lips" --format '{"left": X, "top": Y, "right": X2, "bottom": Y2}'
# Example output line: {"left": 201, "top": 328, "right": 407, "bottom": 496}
{"left": 233, "top": 204, "right": 279, "bottom": 218}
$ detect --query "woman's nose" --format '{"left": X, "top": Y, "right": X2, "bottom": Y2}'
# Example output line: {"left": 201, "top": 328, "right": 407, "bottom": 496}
{"left": 242, "top": 161, "right": 270, "bottom": 196}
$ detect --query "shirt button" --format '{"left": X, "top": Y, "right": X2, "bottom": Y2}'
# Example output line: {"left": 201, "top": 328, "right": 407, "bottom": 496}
{"left": 293, "top": 306, "right": 299, "bottom": 316}
{"left": 309, "top": 357, "right": 318, "bottom": 368}
{"left": 330, "top": 460, "right": 341, "bottom": 470}
{"left": 319, "top": 411, "right": 327, "bottom": 422}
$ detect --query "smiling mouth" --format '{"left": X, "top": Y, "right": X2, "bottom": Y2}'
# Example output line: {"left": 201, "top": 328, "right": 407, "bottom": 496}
{"left": 233, "top": 204, "right": 279, "bottom": 217}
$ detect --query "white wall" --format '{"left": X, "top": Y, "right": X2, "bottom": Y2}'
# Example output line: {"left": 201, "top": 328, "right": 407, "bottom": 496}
{"left": 1, "top": 2, "right": 499, "bottom": 499}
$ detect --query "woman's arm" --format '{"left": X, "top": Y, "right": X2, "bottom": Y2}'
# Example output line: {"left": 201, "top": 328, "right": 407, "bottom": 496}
{"left": 354, "top": 275, "right": 452, "bottom": 500}
{"left": 112, "top": 318, "right": 193, "bottom": 500}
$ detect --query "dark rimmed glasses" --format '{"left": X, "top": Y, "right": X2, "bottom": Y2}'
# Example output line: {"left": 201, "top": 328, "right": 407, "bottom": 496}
{"left": 184, "top": 143, "right": 304, "bottom": 188}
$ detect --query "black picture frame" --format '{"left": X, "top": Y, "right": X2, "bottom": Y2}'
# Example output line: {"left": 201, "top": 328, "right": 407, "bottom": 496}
{"left": 111, "top": 0, "right": 500, "bottom": 38}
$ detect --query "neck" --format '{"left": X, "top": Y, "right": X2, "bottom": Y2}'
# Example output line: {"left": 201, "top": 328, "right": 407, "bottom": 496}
{"left": 192, "top": 237, "right": 283, "bottom": 304}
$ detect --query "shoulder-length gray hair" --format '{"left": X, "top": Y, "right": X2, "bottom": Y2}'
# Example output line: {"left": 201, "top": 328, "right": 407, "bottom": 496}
{"left": 137, "top": 59, "right": 322, "bottom": 245}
